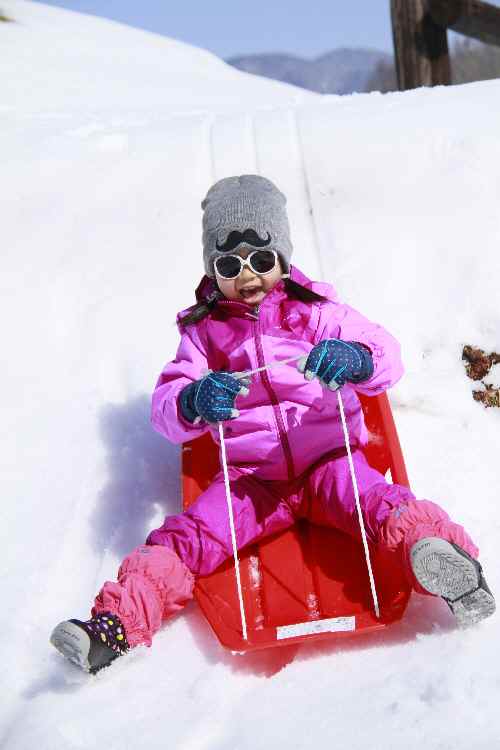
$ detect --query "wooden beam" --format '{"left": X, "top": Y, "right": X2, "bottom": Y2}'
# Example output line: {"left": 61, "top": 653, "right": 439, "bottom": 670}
{"left": 429, "top": 0, "right": 500, "bottom": 48}
{"left": 391, "top": 0, "right": 451, "bottom": 89}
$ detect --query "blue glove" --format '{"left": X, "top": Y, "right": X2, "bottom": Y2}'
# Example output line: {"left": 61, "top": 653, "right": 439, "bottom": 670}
{"left": 179, "top": 371, "right": 251, "bottom": 424}
{"left": 297, "top": 339, "right": 374, "bottom": 390}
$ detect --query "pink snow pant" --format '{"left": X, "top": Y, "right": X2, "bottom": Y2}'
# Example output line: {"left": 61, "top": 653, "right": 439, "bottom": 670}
{"left": 93, "top": 449, "right": 478, "bottom": 647}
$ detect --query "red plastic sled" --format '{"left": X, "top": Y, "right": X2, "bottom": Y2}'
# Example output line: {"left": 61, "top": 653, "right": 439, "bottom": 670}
{"left": 182, "top": 392, "right": 412, "bottom": 652}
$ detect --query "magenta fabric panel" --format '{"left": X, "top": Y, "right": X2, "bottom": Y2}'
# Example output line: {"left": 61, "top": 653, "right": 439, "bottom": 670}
{"left": 147, "top": 450, "right": 478, "bottom": 597}
{"left": 305, "top": 450, "right": 415, "bottom": 540}
{"left": 92, "top": 545, "right": 195, "bottom": 647}
{"left": 151, "top": 324, "right": 210, "bottom": 445}
{"left": 150, "top": 266, "right": 405, "bottom": 480}
{"left": 146, "top": 468, "right": 297, "bottom": 576}
{"left": 147, "top": 450, "right": 412, "bottom": 576}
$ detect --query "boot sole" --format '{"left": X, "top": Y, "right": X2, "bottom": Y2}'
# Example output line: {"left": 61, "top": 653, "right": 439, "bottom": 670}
{"left": 50, "top": 620, "right": 92, "bottom": 672}
{"left": 411, "top": 537, "right": 496, "bottom": 627}
{"left": 451, "top": 586, "right": 496, "bottom": 627}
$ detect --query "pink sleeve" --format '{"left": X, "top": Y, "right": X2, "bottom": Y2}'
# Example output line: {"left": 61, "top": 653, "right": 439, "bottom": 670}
{"left": 315, "top": 300, "right": 404, "bottom": 395}
{"left": 151, "top": 323, "right": 210, "bottom": 444}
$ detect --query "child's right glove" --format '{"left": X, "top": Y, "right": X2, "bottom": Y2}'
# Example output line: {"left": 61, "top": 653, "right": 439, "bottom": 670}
{"left": 297, "top": 339, "right": 374, "bottom": 390}
{"left": 179, "top": 371, "right": 251, "bottom": 424}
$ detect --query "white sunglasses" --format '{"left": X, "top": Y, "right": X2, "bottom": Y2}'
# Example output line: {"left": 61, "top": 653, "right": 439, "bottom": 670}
{"left": 214, "top": 249, "right": 279, "bottom": 280}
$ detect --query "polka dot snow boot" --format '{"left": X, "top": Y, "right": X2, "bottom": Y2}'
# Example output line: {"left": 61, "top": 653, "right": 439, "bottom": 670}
{"left": 410, "top": 537, "right": 496, "bottom": 627}
{"left": 50, "top": 612, "right": 129, "bottom": 674}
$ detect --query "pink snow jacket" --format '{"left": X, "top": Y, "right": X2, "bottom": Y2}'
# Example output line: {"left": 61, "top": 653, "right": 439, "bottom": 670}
{"left": 151, "top": 266, "right": 404, "bottom": 481}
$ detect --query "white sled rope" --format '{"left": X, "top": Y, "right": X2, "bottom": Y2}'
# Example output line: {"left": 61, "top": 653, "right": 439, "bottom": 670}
{"left": 219, "top": 356, "right": 381, "bottom": 642}
{"left": 336, "top": 387, "right": 380, "bottom": 618}
{"left": 218, "top": 421, "right": 248, "bottom": 641}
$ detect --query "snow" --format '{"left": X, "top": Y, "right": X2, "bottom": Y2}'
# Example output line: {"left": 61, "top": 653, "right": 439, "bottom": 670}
{"left": 2, "top": 2, "right": 500, "bottom": 748}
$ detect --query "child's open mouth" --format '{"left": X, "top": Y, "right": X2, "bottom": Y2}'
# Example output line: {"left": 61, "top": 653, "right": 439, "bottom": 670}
{"left": 239, "top": 286, "right": 263, "bottom": 302}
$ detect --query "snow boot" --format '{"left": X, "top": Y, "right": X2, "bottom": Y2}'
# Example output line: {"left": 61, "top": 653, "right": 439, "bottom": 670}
{"left": 410, "top": 537, "right": 496, "bottom": 627}
{"left": 50, "top": 612, "right": 129, "bottom": 674}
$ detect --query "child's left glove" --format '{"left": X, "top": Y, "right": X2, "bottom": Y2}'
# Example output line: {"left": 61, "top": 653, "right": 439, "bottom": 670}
{"left": 179, "top": 371, "right": 251, "bottom": 424}
{"left": 297, "top": 339, "right": 374, "bottom": 390}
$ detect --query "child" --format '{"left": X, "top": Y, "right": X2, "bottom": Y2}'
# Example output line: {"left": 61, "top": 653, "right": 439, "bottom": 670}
{"left": 51, "top": 175, "right": 495, "bottom": 674}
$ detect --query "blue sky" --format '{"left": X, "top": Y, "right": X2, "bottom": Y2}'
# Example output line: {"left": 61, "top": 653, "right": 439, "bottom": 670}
{"left": 32, "top": 0, "right": 394, "bottom": 58}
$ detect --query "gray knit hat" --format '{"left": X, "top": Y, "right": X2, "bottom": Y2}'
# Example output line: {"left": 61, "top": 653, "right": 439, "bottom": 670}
{"left": 201, "top": 175, "right": 293, "bottom": 278}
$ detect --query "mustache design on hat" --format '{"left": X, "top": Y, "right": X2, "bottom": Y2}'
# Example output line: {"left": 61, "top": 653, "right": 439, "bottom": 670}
{"left": 215, "top": 228, "right": 272, "bottom": 253}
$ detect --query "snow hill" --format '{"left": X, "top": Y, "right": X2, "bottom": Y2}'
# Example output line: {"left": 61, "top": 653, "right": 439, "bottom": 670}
{"left": 2, "top": 2, "right": 500, "bottom": 749}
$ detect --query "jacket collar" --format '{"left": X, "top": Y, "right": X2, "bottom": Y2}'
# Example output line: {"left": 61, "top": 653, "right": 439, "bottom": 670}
{"left": 194, "top": 265, "right": 313, "bottom": 319}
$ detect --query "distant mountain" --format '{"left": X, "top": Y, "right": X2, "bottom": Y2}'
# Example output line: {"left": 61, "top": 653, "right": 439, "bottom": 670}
{"left": 227, "top": 40, "right": 500, "bottom": 96}
{"left": 226, "top": 48, "right": 393, "bottom": 95}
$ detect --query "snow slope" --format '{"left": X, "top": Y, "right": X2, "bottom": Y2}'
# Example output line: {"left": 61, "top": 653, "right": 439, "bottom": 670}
{"left": 2, "top": 2, "right": 500, "bottom": 749}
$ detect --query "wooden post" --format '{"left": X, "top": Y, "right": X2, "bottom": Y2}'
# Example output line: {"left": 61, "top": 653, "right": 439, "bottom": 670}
{"left": 391, "top": 0, "right": 451, "bottom": 90}
{"left": 429, "top": 0, "right": 500, "bottom": 47}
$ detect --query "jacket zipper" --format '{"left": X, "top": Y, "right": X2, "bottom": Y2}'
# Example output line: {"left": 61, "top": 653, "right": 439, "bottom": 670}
{"left": 253, "top": 307, "right": 296, "bottom": 481}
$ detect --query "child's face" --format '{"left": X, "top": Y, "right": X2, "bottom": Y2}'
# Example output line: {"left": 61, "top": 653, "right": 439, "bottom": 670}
{"left": 215, "top": 248, "right": 284, "bottom": 306}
